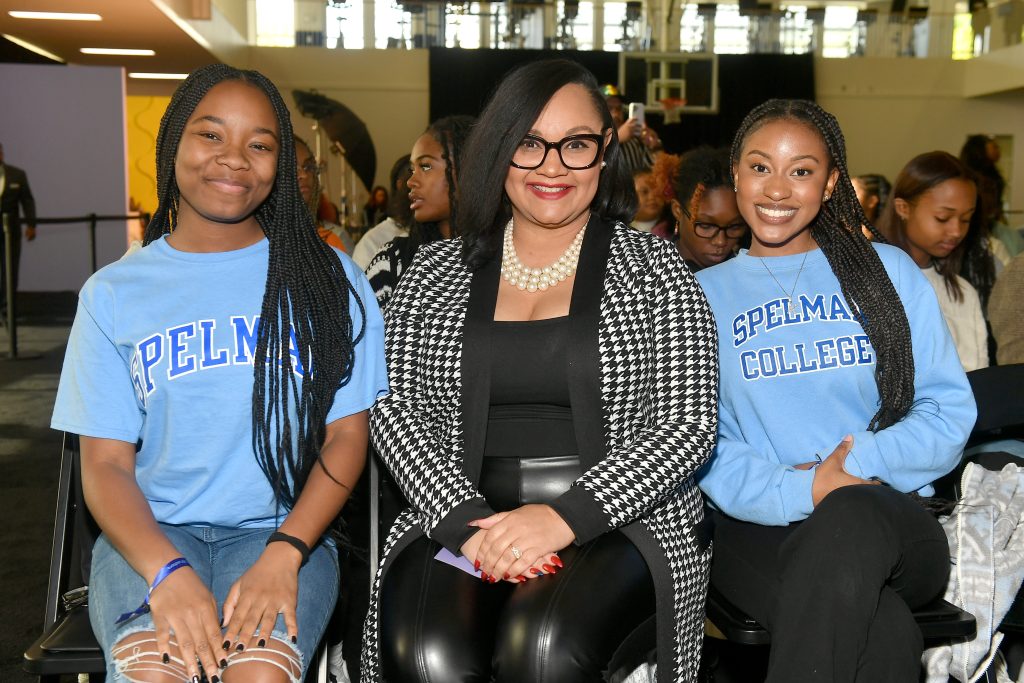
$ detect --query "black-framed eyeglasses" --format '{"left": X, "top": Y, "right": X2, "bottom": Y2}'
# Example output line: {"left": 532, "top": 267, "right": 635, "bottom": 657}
{"left": 692, "top": 221, "right": 747, "bottom": 239}
{"left": 510, "top": 133, "right": 606, "bottom": 170}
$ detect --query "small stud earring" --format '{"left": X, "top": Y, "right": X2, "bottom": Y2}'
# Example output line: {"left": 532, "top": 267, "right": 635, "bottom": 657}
{"left": 600, "top": 160, "right": 607, "bottom": 169}
{"left": 823, "top": 192, "right": 831, "bottom": 201}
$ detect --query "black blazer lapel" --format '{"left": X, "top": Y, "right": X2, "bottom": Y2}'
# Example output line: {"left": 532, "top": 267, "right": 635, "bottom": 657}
{"left": 568, "top": 217, "right": 613, "bottom": 470}
{"left": 460, "top": 253, "right": 500, "bottom": 483}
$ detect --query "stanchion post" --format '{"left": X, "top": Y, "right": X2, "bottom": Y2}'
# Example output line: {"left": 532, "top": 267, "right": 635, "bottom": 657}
{"left": 88, "top": 213, "right": 98, "bottom": 274}
{"left": 3, "top": 214, "right": 17, "bottom": 358}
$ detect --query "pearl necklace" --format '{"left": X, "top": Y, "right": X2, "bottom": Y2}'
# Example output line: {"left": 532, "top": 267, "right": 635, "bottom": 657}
{"left": 500, "top": 219, "right": 587, "bottom": 292}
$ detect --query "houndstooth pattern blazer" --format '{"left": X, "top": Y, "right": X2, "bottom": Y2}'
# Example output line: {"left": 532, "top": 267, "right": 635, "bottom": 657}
{"left": 361, "top": 218, "right": 719, "bottom": 682}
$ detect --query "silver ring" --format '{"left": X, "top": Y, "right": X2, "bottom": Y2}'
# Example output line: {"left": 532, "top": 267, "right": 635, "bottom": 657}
{"left": 510, "top": 545, "right": 522, "bottom": 560}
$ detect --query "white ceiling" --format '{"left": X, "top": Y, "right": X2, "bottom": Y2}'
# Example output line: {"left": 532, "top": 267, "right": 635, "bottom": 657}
{"left": 0, "top": 0, "right": 222, "bottom": 92}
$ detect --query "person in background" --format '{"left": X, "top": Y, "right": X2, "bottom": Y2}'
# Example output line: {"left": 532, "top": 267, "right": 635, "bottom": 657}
{"left": 851, "top": 173, "right": 891, "bottom": 226}
{"left": 960, "top": 134, "right": 1020, "bottom": 260}
{"left": 0, "top": 142, "right": 36, "bottom": 318}
{"left": 364, "top": 116, "right": 474, "bottom": 309}
{"left": 362, "top": 185, "right": 389, "bottom": 231}
{"left": 698, "top": 99, "right": 975, "bottom": 683}
{"left": 295, "top": 135, "right": 355, "bottom": 253}
{"left": 989, "top": 250, "right": 1024, "bottom": 364}
{"left": 602, "top": 84, "right": 662, "bottom": 174}
{"left": 352, "top": 155, "right": 413, "bottom": 269}
{"left": 879, "top": 151, "right": 989, "bottom": 371}
{"left": 668, "top": 146, "right": 747, "bottom": 273}
{"left": 630, "top": 167, "right": 673, "bottom": 239}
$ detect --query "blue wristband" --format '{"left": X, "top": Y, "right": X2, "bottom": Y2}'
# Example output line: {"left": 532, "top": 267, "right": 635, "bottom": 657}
{"left": 115, "top": 557, "right": 191, "bottom": 625}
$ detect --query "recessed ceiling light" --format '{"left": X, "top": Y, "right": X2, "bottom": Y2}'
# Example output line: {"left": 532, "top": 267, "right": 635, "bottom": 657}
{"left": 1, "top": 34, "right": 64, "bottom": 62}
{"left": 8, "top": 11, "right": 102, "bottom": 21}
{"left": 128, "top": 72, "right": 189, "bottom": 80}
{"left": 81, "top": 48, "right": 156, "bottom": 56}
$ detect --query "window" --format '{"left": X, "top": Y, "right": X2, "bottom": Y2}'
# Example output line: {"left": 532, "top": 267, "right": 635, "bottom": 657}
{"left": 603, "top": 1, "right": 627, "bottom": 51}
{"left": 255, "top": 0, "right": 295, "bottom": 46}
{"left": 327, "top": 1, "right": 364, "bottom": 49}
{"left": 822, "top": 6, "right": 859, "bottom": 58}
{"left": 679, "top": 4, "right": 708, "bottom": 52}
{"left": 445, "top": 3, "right": 482, "bottom": 48}
{"left": 714, "top": 4, "right": 750, "bottom": 54}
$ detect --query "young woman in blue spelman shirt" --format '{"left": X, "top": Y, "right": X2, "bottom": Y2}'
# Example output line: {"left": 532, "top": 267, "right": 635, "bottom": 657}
{"left": 51, "top": 65, "right": 387, "bottom": 683}
{"left": 696, "top": 100, "right": 976, "bottom": 682}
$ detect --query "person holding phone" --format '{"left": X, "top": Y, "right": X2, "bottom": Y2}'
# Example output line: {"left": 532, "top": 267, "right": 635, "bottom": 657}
{"left": 602, "top": 86, "right": 663, "bottom": 173}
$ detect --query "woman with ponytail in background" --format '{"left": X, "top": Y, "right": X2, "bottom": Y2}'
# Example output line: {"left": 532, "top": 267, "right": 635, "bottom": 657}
{"left": 51, "top": 65, "right": 387, "bottom": 683}
{"left": 696, "top": 99, "right": 975, "bottom": 682}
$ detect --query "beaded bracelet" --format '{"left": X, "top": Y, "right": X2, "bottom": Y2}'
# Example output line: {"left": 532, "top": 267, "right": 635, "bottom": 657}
{"left": 115, "top": 557, "right": 191, "bottom": 625}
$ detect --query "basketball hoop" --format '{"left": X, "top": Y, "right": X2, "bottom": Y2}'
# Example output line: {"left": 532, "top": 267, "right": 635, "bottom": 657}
{"left": 659, "top": 98, "right": 687, "bottom": 125}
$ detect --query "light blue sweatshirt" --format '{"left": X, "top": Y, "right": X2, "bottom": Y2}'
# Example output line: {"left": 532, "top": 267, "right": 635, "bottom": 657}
{"left": 695, "top": 243, "right": 976, "bottom": 526}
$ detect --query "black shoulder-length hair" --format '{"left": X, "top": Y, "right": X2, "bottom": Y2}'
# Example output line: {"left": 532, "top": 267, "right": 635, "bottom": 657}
{"left": 458, "top": 58, "right": 637, "bottom": 270}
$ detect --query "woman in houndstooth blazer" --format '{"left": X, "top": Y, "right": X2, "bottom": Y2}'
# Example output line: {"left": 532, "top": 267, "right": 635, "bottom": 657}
{"left": 361, "top": 59, "right": 719, "bottom": 682}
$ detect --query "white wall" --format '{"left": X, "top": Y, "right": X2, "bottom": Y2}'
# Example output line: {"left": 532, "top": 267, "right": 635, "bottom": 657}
{"left": 0, "top": 64, "right": 128, "bottom": 292}
{"left": 817, "top": 57, "right": 1024, "bottom": 214}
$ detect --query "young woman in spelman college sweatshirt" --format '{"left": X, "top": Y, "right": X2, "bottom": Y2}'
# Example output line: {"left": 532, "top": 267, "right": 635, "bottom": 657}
{"left": 696, "top": 99, "right": 976, "bottom": 682}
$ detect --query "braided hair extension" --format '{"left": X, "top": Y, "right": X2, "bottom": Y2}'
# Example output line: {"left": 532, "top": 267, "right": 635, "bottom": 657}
{"left": 731, "top": 100, "right": 914, "bottom": 431}
{"left": 407, "top": 115, "right": 475, "bottom": 249}
{"left": 672, "top": 146, "right": 732, "bottom": 226}
{"left": 144, "top": 64, "right": 366, "bottom": 514}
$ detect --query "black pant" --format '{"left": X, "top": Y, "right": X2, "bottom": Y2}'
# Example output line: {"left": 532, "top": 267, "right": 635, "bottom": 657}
{"left": 380, "top": 530, "right": 655, "bottom": 682}
{"left": 711, "top": 485, "right": 950, "bottom": 683}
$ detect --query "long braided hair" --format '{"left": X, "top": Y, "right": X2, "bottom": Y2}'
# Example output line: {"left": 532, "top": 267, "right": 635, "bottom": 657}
{"left": 407, "top": 115, "right": 474, "bottom": 250}
{"left": 144, "top": 64, "right": 366, "bottom": 513}
{"left": 731, "top": 99, "right": 914, "bottom": 431}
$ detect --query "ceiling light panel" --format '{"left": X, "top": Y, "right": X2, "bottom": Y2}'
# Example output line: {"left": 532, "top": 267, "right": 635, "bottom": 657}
{"left": 81, "top": 48, "right": 156, "bottom": 56}
{"left": 2, "top": 33, "right": 64, "bottom": 62}
{"left": 8, "top": 11, "right": 102, "bottom": 21}
{"left": 128, "top": 72, "right": 188, "bottom": 80}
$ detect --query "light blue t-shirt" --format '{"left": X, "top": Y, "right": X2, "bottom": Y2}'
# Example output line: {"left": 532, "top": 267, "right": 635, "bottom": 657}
{"left": 695, "top": 243, "right": 976, "bottom": 526}
{"left": 52, "top": 236, "right": 388, "bottom": 528}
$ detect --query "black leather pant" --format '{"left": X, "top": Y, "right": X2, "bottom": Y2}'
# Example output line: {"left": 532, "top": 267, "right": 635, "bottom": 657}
{"left": 379, "top": 455, "right": 656, "bottom": 682}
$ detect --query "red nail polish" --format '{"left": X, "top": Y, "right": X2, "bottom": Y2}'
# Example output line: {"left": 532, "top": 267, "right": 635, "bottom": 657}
{"left": 474, "top": 559, "right": 481, "bottom": 571}
{"left": 543, "top": 563, "right": 556, "bottom": 573}
{"left": 531, "top": 567, "right": 544, "bottom": 575}
{"left": 480, "top": 572, "right": 489, "bottom": 582}
{"left": 518, "top": 575, "right": 528, "bottom": 582}
{"left": 551, "top": 556, "right": 563, "bottom": 568}
{"left": 503, "top": 572, "right": 510, "bottom": 580}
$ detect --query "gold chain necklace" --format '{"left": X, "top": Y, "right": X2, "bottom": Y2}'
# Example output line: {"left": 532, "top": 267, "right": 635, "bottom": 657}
{"left": 759, "top": 250, "right": 809, "bottom": 307}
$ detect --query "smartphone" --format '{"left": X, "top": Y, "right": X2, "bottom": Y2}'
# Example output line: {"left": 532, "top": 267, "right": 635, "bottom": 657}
{"left": 628, "top": 102, "right": 645, "bottom": 126}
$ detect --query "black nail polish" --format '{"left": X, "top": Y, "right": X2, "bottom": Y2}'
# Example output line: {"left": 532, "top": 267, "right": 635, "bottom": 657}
{"left": 258, "top": 638, "right": 266, "bottom": 647}
{"left": 161, "top": 652, "right": 169, "bottom": 664}
{"left": 222, "top": 640, "right": 231, "bottom": 650}
{"left": 212, "top": 677, "right": 220, "bottom": 683}
{"left": 291, "top": 635, "right": 297, "bottom": 644}
{"left": 235, "top": 643, "right": 245, "bottom": 652}
{"left": 220, "top": 658, "right": 228, "bottom": 668}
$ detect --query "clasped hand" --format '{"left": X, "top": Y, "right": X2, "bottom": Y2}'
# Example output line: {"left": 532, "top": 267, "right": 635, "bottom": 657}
{"left": 147, "top": 543, "right": 301, "bottom": 680}
{"left": 794, "top": 435, "right": 879, "bottom": 506}
{"left": 460, "top": 504, "right": 575, "bottom": 584}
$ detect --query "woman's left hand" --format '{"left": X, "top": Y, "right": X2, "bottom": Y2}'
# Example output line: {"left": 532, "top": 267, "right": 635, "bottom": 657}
{"left": 471, "top": 504, "right": 575, "bottom": 582}
{"left": 221, "top": 542, "right": 302, "bottom": 650}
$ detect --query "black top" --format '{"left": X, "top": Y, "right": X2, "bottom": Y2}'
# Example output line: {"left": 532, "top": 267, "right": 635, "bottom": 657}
{"left": 484, "top": 315, "right": 578, "bottom": 458}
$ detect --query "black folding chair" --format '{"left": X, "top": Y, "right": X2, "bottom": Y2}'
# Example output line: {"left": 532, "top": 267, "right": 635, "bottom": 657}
{"left": 22, "top": 432, "right": 106, "bottom": 682}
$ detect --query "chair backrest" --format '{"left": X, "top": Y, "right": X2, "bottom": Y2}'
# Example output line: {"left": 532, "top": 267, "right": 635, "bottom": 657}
{"left": 42, "top": 433, "right": 99, "bottom": 628}
{"left": 966, "top": 363, "right": 1024, "bottom": 443}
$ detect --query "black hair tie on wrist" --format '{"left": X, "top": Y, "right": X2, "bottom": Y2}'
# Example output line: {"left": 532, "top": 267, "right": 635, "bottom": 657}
{"left": 266, "top": 531, "right": 311, "bottom": 566}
